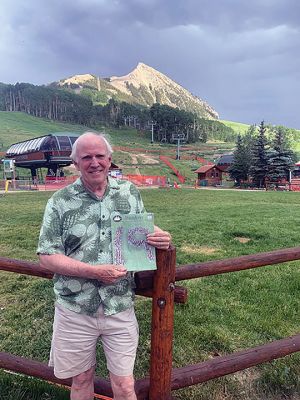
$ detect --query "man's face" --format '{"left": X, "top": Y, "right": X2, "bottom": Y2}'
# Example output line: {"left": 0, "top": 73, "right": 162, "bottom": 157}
{"left": 74, "top": 136, "right": 112, "bottom": 191}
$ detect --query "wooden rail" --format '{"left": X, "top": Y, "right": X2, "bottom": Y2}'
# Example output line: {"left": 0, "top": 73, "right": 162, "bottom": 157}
{"left": 1, "top": 334, "right": 299, "bottom": 399}
{"left": 135, "top": 246, "right": 300, "bottom": 289}
{"left": 135, "top": 334, "right": 300, "bottom": 394}
{"left": 0, "top": 256, "right": 187, "bottom": 304}
{"left": 169, "top": 334, "right": 300, "bottom": 390}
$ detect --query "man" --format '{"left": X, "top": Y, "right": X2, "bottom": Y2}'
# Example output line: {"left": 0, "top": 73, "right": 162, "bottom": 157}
{"left": 37, "top": 132, "right": 171, "bottom": 400}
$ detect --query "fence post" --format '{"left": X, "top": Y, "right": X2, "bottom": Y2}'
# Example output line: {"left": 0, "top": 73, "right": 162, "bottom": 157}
{"left": 149, "top": 246, "right": 176, "bottom": 400}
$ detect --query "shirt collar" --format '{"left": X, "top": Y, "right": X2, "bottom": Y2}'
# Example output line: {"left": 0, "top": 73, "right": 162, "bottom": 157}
{"left": 73, "top": 176, "right": 120, "bottom": 199}
{"left": 107, "top": 176, "right": 120, "bottom": 190}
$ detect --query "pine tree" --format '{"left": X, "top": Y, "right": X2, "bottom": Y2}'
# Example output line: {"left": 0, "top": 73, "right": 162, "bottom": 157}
{"left": 229, "top": 135, "right": 251, "bottom": 185}
{"left": 250, "top": 121, "right": 269, "bottom": 188}
{"left": 267, "top": 126, "right": 295, "bottom": 185}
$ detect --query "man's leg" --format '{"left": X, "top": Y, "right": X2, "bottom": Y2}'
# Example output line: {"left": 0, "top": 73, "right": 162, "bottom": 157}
{"left": 101, "top": 307, "right": 139, "bottom": 400}
{"left": 71, "top": 366, "right": 95, "bottom": 400}
{"left": 110, "top": 372, "right": 137, "bottom": 400}
{"left": 49, "top": 304, "right": 99, "bottom": 400}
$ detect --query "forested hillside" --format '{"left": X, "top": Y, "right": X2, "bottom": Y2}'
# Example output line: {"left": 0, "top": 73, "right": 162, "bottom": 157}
{"left": 0, "top": 81, "right": 298, "bottom": 146}
{"left": 0, "top": 82, "right": 237, "bottom": 143}
{"left": 0, "top": 83, "right": 92, "bottom": 125}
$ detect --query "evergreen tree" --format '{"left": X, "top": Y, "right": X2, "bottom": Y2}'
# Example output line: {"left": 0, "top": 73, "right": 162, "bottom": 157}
{"left": 250, "top": 121, "right": 269, "bottom": 188}
{"left": 266, "top": 126, "right": 295, "bottom": 184}
{"left": 229, "top": 131, "right": 253, "bottom": 185}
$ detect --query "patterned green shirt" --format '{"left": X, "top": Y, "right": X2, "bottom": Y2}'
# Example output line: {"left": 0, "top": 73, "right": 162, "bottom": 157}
{"left": 37, "top": 177, "right": 145, "bottom": 316}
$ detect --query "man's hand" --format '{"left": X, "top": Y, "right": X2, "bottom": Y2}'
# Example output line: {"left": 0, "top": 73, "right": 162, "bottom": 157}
{"left": 96, "top": 264, "right": 127, "bottom": 284}
{"left": 146, "top": 225, "right": 172, "bottom": 250}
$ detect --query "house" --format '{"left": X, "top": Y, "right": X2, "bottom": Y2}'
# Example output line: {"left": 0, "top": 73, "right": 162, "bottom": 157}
{"left": 290, "top": 162, "right": 300, "bottom": 191}
{"left": 216, "top": 153, "right": 234, "bottom": 169}
{"left": 194, "top": 164, "right": 223, "bottom": 186}
{"left": 292, "top": 162, "right": 300, "bottom": 178}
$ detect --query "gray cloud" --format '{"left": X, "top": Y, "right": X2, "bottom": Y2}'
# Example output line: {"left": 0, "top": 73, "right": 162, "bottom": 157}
{"left": 0, "top": 0, "right": 300, "bottom": 128}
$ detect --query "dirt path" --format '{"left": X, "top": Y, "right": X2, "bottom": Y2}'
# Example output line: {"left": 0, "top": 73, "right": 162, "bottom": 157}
{"left": 138, "top": 153, "right": 159, "bottom": 164}
{"left": 118, "top": 150, "right": 159, "bottom": 165}
{"left": 116, "top": 151, "right": 159, "bottom": 176}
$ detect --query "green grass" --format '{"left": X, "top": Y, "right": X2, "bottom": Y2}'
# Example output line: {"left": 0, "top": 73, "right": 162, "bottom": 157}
{"left": 98, "top": 125, "right": 156, "bottom": 149}
{"left": 221, "top": 120, "right": 250, "bottom": 135}
{"left": 0, "top": 189, "right": 299, "bottom": 399}
{"left": 0, "top": 111, "right": 88, "bottom": 150}
{"left": 0, "top": 372, "right": 69, "bottom": 400}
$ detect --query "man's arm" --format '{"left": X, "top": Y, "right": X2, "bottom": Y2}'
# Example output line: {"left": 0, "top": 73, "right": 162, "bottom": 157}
{"left": 146, "top": 225, "right": 172, "bottom": 250}
{"left": 39, "top": 253, "right": 127, "bottom": 284}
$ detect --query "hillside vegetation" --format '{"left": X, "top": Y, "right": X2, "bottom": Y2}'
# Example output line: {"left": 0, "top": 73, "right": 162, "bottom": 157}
{"left": 2, "top": 112, "right": 299, "bottom": 187}
{"left": 0, "top": 63, "right": 219, "bottom": 140}
{"left": 0, "top": 111, "right": 235, "bottom": 184}
{"left": 0, "top": 111, "right": 86, "bottom": 150}
{"left": 221, "top": 120, "right": 250, "bottom": 135}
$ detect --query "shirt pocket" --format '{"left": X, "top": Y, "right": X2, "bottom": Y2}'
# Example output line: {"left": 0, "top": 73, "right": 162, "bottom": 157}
{"left": 114, "top": 197, "right": 131, "bottom": 214}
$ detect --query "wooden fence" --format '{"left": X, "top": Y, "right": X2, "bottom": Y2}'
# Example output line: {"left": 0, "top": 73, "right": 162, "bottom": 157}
{"left": 0, "top": 246, "right": 300, "bottom": 399}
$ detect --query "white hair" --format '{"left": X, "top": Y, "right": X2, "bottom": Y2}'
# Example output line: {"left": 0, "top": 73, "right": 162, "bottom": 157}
{"left": 70, "top": 131, "right": 113, "bottom": 162}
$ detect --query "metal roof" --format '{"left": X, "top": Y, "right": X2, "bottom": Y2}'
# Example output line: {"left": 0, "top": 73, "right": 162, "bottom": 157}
{"left": 7, "top": 136, "right": 48, "bottom": 155}
{"left": 216, "top": 153, "right": 234, "bottom": 165}
{"left": 194, "top": 164, "right": 222, "bottom": 173}
{"left": 6, "top": 132, "right": 81, "bottom": 156}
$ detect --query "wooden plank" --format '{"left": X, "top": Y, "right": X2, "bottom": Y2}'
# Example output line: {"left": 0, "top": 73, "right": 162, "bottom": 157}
{"left": 149, "top": 246, "right": 176, "bottom": 400}
{"left": 135, "top": 246, "right": 300, "bottom": 289}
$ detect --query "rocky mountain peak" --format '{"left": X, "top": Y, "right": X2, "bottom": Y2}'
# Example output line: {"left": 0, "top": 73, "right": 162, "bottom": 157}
{"left": 110, "top": 62, "right": 183, "bottom": 94}
{"left": 58, "top": 73, "right": 96, "bottom": 86}
{"left": 109, "top": 63, "right": 218, "bottom": 119}
{"left": 54, "top": 63, "right": 219, "bottom": 120}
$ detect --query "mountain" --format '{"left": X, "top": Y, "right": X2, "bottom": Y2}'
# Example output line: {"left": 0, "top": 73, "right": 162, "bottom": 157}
{"left": 52, "top": 73, "right": 135, "bottom": 104}
{"left": 109, "top": 63, "right": 218, "bottom": 119}
{"left": 54, "top": 63, "right": 218, "bottom": 120}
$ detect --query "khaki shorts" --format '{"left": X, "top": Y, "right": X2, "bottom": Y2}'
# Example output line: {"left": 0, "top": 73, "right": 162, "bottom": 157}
{"left": 49, "top": 303, "right": 139, "bottom": 379}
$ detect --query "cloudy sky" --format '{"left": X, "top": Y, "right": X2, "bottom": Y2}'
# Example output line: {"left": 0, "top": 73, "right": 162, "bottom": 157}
{"left": 1, "top": 0, "right": 300, "bottom": 128}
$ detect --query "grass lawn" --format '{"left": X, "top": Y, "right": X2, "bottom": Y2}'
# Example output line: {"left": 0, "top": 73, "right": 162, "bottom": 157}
{"left": 0, "top": 111, "right": 87, "bottom": 150}
{"left": 0, "top": 187, "right": 300, "bottom": 399}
